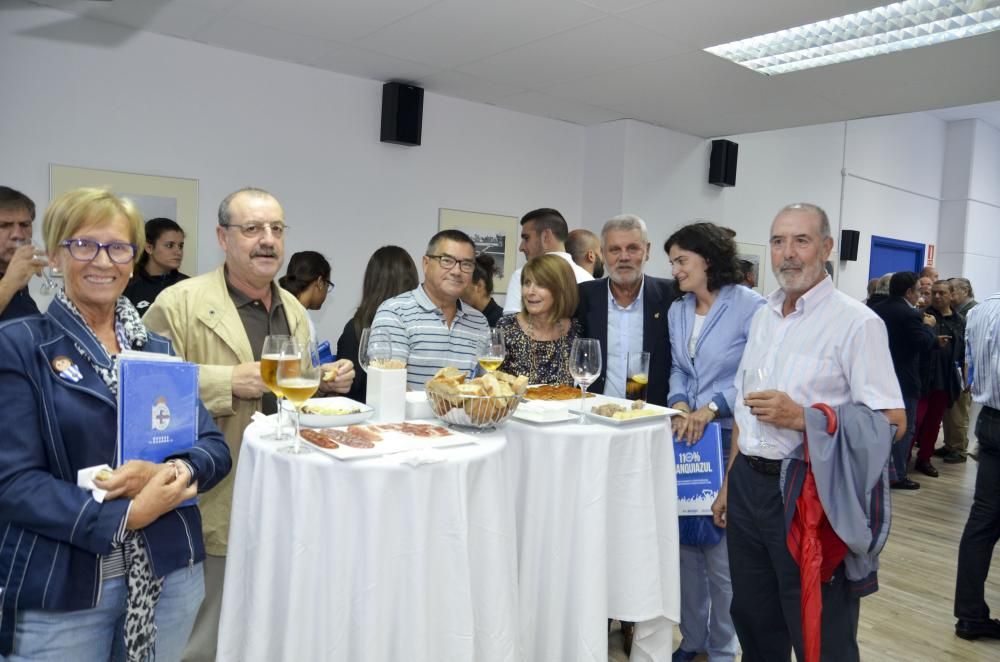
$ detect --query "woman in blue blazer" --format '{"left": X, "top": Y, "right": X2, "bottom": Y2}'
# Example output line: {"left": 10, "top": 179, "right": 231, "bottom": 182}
{"left": 0, "top": 189, "right": 231, "bottom": 661}
{"left": 665, "top": 222, "right": 765, "bottom": 662}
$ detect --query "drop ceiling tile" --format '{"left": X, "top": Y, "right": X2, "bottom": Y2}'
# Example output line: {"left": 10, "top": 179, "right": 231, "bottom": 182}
{"left": 312, "top": 45, "right": 441, "bottom": 83}
{"left": 495, "top": 91, "right": 624, "bottom": 125}
{"left": 362, "top": 0, "right": 604, "bottom": 69}
{"left": 416, "top": 70, "right": 528, "bottom": 104}
{"left": 574, "top": 0, "right": 659, "bottom": 14}
{"left": 25, "top": 0, "right": 242, "bottom": 38}
{"left": 232, "top": 0, "right": 441, "bottom": 43}
{"left": 194, "top": 15, "right": 338, "bottom": 67}
{"left": 458, "top": 16, "right": 688, "bottom": 90}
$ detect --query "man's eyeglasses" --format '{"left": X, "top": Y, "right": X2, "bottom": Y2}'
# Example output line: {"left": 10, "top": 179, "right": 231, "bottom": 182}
{"left": 426, "top": 253, "right": 475, "bottom": 273}
{"left": 222, "top": 222, "right": 287, "bottom": 238}
{"left": 60, "top": 238, "right": 137, "bottom": 264}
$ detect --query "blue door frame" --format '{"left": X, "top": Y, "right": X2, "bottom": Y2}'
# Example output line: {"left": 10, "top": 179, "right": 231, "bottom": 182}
{"left": 868, "top": 235, "right": 926, "bottom": 280}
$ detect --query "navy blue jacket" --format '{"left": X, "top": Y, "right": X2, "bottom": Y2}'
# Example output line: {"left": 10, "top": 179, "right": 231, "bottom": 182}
{"left": 575, "top": 275, "right": 678, "bottom": 406}
{"left": 872, "top": 296, "right": 935, "bottom": 399}
{"left": 0, "top": 299, "right": 231, "bottom": 654}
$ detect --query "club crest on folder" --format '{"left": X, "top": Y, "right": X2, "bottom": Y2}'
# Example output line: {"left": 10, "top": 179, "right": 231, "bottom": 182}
{"left": 152, "top": 396, "right": 171, "bottom": 431}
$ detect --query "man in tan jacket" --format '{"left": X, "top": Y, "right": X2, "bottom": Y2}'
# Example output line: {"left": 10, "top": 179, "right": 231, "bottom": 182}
{"left": 145, "top": 187, "right": 354, "bottom": 662}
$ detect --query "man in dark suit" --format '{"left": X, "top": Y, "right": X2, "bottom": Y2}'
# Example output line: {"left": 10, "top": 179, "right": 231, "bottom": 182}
{"left": 574, "top": 214, "right": 677, "bottom": 655}
{"left": 873, "top": 271, "right": 936, "bottom": 489}
{"left": 576, "top": 214, "right": 677, "bottom": 407}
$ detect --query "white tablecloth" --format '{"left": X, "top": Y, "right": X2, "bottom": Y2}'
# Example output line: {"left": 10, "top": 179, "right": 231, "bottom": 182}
{"left": 217, "top": 420, "right": 520, "bottom": 662}
{"left": 502, "top": 418, "right": 681, "bottom": 662}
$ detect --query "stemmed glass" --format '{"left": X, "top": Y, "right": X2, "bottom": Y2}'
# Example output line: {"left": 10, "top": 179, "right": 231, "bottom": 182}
{"left": 259, "top": 335, "right": 293, "bottom": 441}
{"left": 359, "top": 327, "right": 393, "bottom": 371}
{"left": 14, "top": 240, "right": 59, "bottom": 295}
{"left": 569, "top": 338, "right": 602, "bottom": 424}
{"left": 478, "top": 328, "right": 505, "bottom": 374}
{"left": 276, "top": 339, "right": 321, "bottom": 455}
{"left": 742, "top": 366, "right": 770, "bottom": 448}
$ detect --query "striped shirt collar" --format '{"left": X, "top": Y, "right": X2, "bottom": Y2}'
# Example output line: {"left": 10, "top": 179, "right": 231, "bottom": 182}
{"left": 414, "top": 283, "right": 470, "bottom": 318}
{"left": 767, "top": 274, "right": 834, "bottom": 317}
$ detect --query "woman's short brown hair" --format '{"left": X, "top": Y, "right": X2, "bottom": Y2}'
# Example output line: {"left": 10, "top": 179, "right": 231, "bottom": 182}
{"left": 521, "top": 254, "right": 578, "bottom": 322}
{"left": 43, "top": 188, "right": 144, "bottom": 261}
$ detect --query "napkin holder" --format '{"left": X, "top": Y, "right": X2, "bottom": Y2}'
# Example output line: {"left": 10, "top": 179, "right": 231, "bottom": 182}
{"left": 405, "top": 391, "right": 433, "bottom": 420}
{"left": 367, "top": 366, "right": 406, "bottom": 423}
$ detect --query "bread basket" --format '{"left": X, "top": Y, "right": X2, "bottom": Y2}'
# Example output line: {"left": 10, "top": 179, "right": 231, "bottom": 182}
{"left": 426, "top": 389, "right": 523, "bottom": 431}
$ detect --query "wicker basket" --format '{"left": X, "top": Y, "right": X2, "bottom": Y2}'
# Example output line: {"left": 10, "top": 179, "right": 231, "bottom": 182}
{"left": 425, "top": 390, "right": 523, "bottom": 431}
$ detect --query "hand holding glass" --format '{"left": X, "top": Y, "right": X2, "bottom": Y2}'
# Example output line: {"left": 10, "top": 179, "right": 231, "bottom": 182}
{"left": 13, "top": 240, "right": 58, "bottom": 295}
{"left": 478, "top": 328, "right": 505, "bottom": 373}
{"left": 569, "top": 338, "right": 602, "bottom": 424}
{"left": 277, "top": 339, "right": 321, "bottom": 455}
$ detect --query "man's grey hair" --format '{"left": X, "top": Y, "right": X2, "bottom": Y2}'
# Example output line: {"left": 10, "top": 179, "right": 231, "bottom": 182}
{"left": 950, "top": 277, "right": 974, "bottom": 298}
{"left": 777, "top": 203, "right": 831, "bottom": 240}
{"left": 875, "top": 272, "right": 893, "bottom": 296}
{"left": 218, "top": 187, "right": 276, "bottom": 226}
{"left": 601, "top": 214, "right": 648, "bottom": 246}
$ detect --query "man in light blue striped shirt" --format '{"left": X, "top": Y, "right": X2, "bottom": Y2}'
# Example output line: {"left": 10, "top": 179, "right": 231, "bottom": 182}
{"left": 371, "top": 229, "right": 489, "bottom": 390}
{"left": 953, "top": 292, "right": 1000, "bottom": 641}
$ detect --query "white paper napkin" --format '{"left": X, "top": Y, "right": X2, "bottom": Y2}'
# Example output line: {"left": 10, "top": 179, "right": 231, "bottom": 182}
{"left": 77, "top": 464, "right": 112, "bottom": 503}
{"left": 394, "top": 448, "right": 447, "bottom": 466}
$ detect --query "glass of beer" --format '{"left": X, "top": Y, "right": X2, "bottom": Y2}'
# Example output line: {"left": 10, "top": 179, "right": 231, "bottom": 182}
{"left": 277, "top": 339, "right": 320, "bottom": 455}
{"left": 260, "top": 335, "right": 293, "bottom": 440}
{"left": 478, "top": 328, "right": 505, "bottom": 373}
{"left": 626, "top": 351, "right": 650, "bottom": 401}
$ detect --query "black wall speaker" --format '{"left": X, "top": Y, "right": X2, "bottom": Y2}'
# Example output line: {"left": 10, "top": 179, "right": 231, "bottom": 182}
{"left": 708, "top": 139, "right": 738, "bottom": 187}
{"left": 380, "top": 82, "right": 423, "bottom": 146}
{"left": 840, "top": 229, "right": 860, "bottom": 261}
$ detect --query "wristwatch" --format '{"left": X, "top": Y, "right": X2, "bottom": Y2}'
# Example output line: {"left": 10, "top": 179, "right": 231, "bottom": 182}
{"left": 707, "top": 401, "right": 719, "bottom": 418}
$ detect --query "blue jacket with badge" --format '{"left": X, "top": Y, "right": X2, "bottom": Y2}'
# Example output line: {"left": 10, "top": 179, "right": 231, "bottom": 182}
{"left": 0, "top": 298, "right": 231, "bottom": 654}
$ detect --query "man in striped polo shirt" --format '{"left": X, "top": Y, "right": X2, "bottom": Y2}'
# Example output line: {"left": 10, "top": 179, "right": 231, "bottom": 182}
{"left": 371, "top": 229, "right": 489, "bottom": 390}
{"left": 712, "top": 203, "right": 905, "bottom": 662}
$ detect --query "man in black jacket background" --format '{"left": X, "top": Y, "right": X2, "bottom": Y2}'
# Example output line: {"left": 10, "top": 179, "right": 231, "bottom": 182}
{"left": 873, "top": 271, "right": 936, "bottom": 489}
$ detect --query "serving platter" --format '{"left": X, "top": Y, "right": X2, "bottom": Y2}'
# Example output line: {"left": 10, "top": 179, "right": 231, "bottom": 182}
{"left": 284, "top": 396, "right": 374, "bottom": 428}
{"left": 299, "top": 421, "right": 476, "bottom": 460}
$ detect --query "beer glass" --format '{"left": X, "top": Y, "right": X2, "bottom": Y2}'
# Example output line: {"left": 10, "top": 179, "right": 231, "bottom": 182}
{"left": 626, "top": 351, "right": 650, "bottom": 401}
{"left": 260, "top": 334, "right": 292, "bottom": 440}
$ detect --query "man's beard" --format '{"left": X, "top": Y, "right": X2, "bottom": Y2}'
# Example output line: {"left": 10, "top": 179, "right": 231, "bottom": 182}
{"left": 774, "top": 258, "right": 824, "bottom": 293}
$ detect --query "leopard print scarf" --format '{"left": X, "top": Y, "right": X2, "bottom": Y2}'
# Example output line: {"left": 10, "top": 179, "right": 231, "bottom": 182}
{"left": 54, "top": 292, "right": 162, "bottom": 661}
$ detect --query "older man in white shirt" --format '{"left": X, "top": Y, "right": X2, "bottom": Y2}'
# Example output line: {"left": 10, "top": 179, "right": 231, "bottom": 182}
{"left": 502, "top": 208, "right": 591, "bottom": 314}
{"left": 712, "top": 203, "right": 905, "bottom": 662}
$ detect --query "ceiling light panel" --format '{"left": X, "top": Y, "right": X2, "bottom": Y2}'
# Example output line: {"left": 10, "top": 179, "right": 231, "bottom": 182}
{"left": 705, "top": 0, "right": 1000, "bottom": 75}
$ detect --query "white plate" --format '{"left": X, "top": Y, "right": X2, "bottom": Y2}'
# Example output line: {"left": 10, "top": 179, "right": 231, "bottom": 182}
{"left": 285, "top": 396, "right": 374, "bottom": 428}
{"left": 570, "top": 396, "right": 682, "bottom": 426}
{"left": 512, "top": 399, "right": 575, "bottom": 424}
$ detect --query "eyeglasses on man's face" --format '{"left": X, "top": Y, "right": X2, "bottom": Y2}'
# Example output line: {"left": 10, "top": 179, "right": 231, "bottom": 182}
{"left": 426, "top": 253, "right": 475, "bottom": 273}
{"left": 222, "top": 222, "right": 287, "bottom": 238}
{"left": 60, "top": 238, "right": 137, "bottom": 264}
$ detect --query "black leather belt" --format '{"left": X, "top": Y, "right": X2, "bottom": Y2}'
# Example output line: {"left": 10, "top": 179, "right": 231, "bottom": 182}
{"left": 744, "top": 454, "right": 782, "bottom": 476}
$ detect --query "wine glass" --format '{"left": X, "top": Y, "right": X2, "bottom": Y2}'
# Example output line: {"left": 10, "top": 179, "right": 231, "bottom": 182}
{"left": 569, "top": 338, "right": 603, "bottom": 424}
{"left": 357, "top": 328, "right": 371, "bottom": 373}
{"left": 478, "top": 328, "right": 505, "bottom": 373}
{"left": 14, "top": 240, "right": 58, "bottom": 295}
{"left": 277, "top": 339, "right": 321, "bottom": 455}
{"left": 259, "top": 335, "right": 292, "bottom": 441}
{"left": 742, "top": 366, "right": 770, "bottom": 448}
{"left": 362, "top": 328, "right": 394, "bottom": 370}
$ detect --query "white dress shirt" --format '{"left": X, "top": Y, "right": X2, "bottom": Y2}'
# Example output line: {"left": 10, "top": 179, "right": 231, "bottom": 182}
{"left": 734, "top": 276, "right": 903, "bottom": 459}
{"left": 503, "top": 252, "right": 593, "bottom": 314}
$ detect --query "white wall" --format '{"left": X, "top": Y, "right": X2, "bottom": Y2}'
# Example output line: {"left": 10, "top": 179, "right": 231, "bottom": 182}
{"left": 0, "top": 1, "right": 584, "bottom": 343}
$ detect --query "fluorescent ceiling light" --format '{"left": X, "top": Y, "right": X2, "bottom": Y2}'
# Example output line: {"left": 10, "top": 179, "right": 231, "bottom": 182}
{"left": 705, "top": 0, "right": 1000, "bottom": 75}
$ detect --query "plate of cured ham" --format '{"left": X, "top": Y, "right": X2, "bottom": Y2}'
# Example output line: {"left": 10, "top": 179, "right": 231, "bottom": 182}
{"left": 297, "top": 421, "right": 475, "bottom": 460}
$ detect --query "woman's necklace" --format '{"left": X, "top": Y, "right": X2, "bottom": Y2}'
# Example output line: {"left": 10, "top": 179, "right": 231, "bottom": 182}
{"left": 526, "top": 315, "right": 568, "bottom": 383}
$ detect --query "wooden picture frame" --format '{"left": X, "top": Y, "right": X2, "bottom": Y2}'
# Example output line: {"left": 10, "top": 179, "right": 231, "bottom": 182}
{"left": 50, "top": 165, "right": 199, "bottom": 276}
{"left": 438, "top": 208, "right": 519, "bottom": 294}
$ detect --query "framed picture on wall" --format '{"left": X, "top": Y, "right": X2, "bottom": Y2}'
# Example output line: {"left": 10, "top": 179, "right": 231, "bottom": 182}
{"left": 50, "top": 165, "right": 199, "bottom": 276}
{"left": 439, "top": 208, "right": 519, "bottom": 294}
{"left": 735, "top": 242, "right": 767, "bottom": 294}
